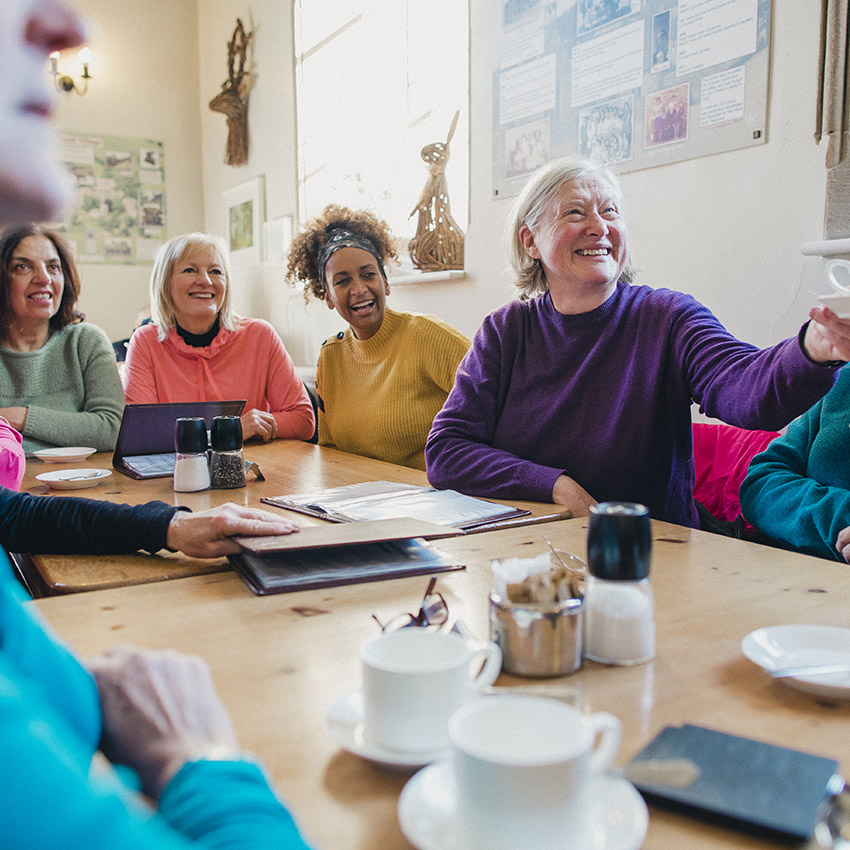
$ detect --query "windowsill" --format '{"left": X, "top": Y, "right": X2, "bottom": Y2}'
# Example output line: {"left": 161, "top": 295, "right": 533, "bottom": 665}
{"left": 388, "top": 269, "right": 467, "bottom": 286}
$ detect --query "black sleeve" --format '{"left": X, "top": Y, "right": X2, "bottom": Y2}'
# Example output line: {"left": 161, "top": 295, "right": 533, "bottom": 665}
{"left": 0, "top": 488, "right": 178, "bottom": 555}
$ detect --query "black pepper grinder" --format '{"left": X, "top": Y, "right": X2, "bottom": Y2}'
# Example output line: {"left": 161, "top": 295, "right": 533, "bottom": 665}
{"left": 209, "top": 415, "right": 246, "bottom": 489}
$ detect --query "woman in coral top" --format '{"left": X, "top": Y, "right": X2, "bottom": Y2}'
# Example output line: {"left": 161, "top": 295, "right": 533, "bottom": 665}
{"left": 123, "top": 233, "right": 314, "bottom": 442}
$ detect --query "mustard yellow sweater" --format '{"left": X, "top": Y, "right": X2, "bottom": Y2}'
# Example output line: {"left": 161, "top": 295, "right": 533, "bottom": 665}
{"left": 317, "top": 309, "right": 470, "bottom": 470}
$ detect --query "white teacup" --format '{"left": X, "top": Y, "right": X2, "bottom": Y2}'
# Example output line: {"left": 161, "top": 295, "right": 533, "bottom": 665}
{"left": 361, "top": 629, "right": 501, "bottom": 754}
{"left": 819, "top": 259, "right": 850, "bottom": 317}
{"left": 449, "top": 695, "right": 621, "bottom": 850}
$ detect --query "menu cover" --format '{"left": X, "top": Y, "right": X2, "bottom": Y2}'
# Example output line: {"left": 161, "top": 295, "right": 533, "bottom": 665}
{"left": 234, "top": 517, "right": 463, "bottom": 554}
{"left": 260, "top": 480, "right": 529, "bottom": 530}
{"left": 229, "top": 538, "right": 465, "bottom": 596}
{"left": 626, "top": 724, "right": 840, "bottom": 841}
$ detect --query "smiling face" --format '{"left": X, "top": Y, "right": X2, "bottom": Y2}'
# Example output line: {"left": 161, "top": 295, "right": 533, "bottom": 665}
{"left": 6, "top": 234, "right": 65, "bottom": 331}
{"left": 168, "top": 245, "right": 227, "bottom": 335}
{"left": 0, "top": 1, "right": 86, "bottom": 223}
{"left": 324, "top": 246, "right": 389, "bottom": 340}
{"left": 519, "top": 175, "right": 628, "bottom": 312}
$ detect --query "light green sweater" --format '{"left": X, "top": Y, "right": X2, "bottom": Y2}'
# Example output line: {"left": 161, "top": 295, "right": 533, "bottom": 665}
{"left": 0, "top": 323, "right": 124, "bottom": 454}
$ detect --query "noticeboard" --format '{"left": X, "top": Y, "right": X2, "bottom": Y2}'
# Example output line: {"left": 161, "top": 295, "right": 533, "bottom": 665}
{"left": 493, "top": 0, "right": 771, "bottom": 197}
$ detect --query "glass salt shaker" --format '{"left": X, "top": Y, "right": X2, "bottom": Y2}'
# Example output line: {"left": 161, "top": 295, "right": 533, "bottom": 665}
{"left": 173, "top": 417, "right": 210, "bottom": 493}
{"left": 584, "top": 502, "right": 654, "bottom": 665}
{"left": 209, "top": 415, "right": 246, "bottom": 489}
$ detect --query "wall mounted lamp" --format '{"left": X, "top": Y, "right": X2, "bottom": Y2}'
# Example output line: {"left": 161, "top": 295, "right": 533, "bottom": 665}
{"left": 49, "top": 48, "right": 93, "bottom": 95}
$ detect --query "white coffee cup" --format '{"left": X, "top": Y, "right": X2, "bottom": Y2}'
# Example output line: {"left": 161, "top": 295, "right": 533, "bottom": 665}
{"left": 449, "top": 695, "right": 621, "bottom": 850}
{"left": 361, "top": 629, "right": 502, "bottom": 754}
{"left": 819, "top": 259, "right": 850, "bottom": 317}
{"left": 827, "top": 258, "right": 850, "bottom": 293}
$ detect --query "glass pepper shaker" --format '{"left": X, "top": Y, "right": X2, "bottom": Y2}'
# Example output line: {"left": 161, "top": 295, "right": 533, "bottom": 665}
{"left": 173, "top": 417, "right": 210, "bottom": 493}
{"left": 210, "top": 415, "right": 246, "bottom": 489}
{"left": 584, "top": 502, "right": 654, "bottom": 666}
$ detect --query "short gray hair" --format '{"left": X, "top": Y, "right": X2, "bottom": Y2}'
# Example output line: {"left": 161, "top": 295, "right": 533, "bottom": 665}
{"left": 149, "top": 232, "right": 239, "bottom": 341}
{"left": 506, "top": 155, "right": 635, "bottom": 300}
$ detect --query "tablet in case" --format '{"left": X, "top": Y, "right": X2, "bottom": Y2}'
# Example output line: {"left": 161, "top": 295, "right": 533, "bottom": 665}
{"left": 112, "top": 400, "right": 245, "bottom": 479}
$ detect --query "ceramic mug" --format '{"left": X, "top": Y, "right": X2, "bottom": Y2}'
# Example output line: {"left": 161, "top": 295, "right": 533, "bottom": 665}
{"left": 827, "top": 258, "right": 850, "bottom": 293}
{"left": 449, "top": 695, "right": 622, "bottom": 850}
{"left": 361, "top": 629, "right": 502, "bottom": 754}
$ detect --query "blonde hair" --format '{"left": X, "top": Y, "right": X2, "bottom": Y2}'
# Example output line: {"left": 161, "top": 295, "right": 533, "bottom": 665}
{"left": 149, "top": 232, "right": 239, "bottom": 341}
{"left": 506, "top": 155, "right": 636, "bottom": 300}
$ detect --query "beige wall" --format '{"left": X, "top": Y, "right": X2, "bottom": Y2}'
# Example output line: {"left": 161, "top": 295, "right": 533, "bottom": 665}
{"left": 52, "top": 0, "right": 204, "bottom": 341}
{"left": 58, "top": 0, "right": 830, "bottom": 362}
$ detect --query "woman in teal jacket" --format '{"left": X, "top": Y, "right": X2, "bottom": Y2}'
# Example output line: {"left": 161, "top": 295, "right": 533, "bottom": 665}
{"left": 740, "top": 367, "right": 850, "bottom": 562}
{"left": 0, "top": 545, "right": 312, "bottom": 849}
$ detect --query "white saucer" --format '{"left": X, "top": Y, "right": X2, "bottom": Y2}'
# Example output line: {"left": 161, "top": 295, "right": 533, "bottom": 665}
{"left": 398, "top": 760, "right": 648, "bottom": 850}
{"left": 742, "top": 624, "right": 850, "bottom": 699}
{"left": 33, "top": 446, "right": 97, "bottom": 464}
{"left": 817, "top": 291, "right": 850, "bottom": 319}
{"left": 324, "top": 689, "right": 449, "bottom": 770}
{"left": 35, "top": 468, "right": 112, "bottom": 490}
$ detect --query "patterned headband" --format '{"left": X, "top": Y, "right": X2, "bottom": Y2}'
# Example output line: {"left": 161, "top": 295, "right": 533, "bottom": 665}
{"left": 318, "top": 227, "right": 384, "bottom": 283}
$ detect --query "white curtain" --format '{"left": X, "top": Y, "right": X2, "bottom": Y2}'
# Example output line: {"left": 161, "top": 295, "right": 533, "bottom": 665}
{"left": 817, "top": 0, "right": 850, "bottom": 167}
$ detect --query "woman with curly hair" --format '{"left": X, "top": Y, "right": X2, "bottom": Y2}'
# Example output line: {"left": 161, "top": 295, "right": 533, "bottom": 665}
{"left": 0, "top": 225, "right": 124, "bottom": 453}
{"left": 286, "top": 205, "right": 469, "bottom": 470}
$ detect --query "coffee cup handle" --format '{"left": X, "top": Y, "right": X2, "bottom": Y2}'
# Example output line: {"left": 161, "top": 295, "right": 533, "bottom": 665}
{"left": 827, "top": 259, "right": 850, "bottom": 294}
{"left": 587, "top": 711, "right": 622, "bottom": 774}
{"left": 467, "top": 640, "right": 503, "bottom": 690}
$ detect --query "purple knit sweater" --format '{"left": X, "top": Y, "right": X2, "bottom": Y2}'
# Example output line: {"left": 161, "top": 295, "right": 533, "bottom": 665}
{"left": 425, "top": 284, "right": 838, "bottom": 527}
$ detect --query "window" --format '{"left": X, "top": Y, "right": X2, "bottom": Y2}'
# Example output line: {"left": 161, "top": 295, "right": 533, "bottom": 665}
{"left": 293, "top": 0, "right": 469, "bottom": 274}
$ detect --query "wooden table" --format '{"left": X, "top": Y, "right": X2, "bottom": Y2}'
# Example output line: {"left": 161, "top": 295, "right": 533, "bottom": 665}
{"left": 34, "top": 517, "right": 850, "bottom": 850}
{"left": 19, "top": 442, "right": 553, "bottom": 595}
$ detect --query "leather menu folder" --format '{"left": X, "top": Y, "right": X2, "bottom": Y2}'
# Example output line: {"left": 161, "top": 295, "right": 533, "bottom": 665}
{"left": 229, "top": 517, "right": 466, "bottom": 596}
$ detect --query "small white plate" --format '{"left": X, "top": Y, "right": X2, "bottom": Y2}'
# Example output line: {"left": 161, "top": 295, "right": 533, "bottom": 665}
{"left": 324, "top": 689, "right": 448, "bottom": 770}
{"left": 398, "top": 760, "right": 648, "bottom": 850}
{"left": 742, "top": 625, "right": 850, "bottom": 699}
{"left": 35, "top": 468, "right": 112, "bottom": 491}
{"left": 33, "top": 446, "right": 97, "bottom": 464}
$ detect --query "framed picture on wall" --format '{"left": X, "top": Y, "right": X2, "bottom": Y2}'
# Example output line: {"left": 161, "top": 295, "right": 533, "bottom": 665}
{"left": 222, "top": 177, "right": 264, "bottom": 267}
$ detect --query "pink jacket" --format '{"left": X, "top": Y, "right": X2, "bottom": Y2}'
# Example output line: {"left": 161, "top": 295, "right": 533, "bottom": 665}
{"left": 122, "top": 318, "right": 314, "bottom": 440}
{"left": 692, "top": 422, "right": 779, "bottom": 524}
{"left": 0, "top": 420, "right": 25, "bottom": 490}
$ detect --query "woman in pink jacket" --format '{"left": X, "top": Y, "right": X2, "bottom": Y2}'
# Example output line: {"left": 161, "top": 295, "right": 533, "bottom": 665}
{"left": 123, "top": 233, "right": 314, "bottom": 442}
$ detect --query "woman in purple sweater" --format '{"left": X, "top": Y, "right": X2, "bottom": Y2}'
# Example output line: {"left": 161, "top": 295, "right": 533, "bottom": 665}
{"left": 425, "top": 156, "right": 850, "bottom": 528}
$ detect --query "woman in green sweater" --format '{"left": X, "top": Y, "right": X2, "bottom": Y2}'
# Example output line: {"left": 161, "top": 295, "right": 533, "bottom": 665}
{"left": 286, "top": 205, "right": 470, "bottom": 470}
{"left": 0, "top": 225, "right": 124, "bottom": 453}
{"left": 740, "top": 367, "right": 850, "bottom": 562}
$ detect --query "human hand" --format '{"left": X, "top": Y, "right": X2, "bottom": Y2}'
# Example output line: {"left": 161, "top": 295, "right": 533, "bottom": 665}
{"left": 89, "top": 645, "right": 240, "bottom": 800}
{"left": 166, "top": 502, "right": 299, "bottom": 558}
{"left": 0, "top": 407, "right": 27, "bottom": 432}
{"left": 551, "top": 474, "right": 597, "bottom": 517}
{"left": 241, "top": 409, "right": 278, "bottom": 442}
{"left": 835, "top": 526, "right": 850, "bottom": 564}
{"left": 804, "top": 308, "right": 850, "bottom": 363}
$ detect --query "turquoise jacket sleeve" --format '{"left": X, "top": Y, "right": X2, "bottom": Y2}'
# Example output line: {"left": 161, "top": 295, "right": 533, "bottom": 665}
{"left": 740, "top": 368, "right": 850, "bottom": 561}
{"left": 0, "top": 557, "right": 313, "bottom": 850}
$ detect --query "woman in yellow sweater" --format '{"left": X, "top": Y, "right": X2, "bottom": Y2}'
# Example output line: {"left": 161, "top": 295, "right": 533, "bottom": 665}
{"left": 286, "top": 205, "right": 469, "bottom": 470}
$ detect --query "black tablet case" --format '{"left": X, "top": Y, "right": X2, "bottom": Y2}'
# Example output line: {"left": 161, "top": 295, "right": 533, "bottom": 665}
{"left": 112, "top": 400, "right": 245, "bottom": 479}
{"left": 627, "top": 724, "right": 839, "bottom": 841}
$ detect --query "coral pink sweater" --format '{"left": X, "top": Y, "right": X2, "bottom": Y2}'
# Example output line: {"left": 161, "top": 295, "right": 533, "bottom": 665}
{"left": 122, "top": 318, "right": 314, "bottom": 440}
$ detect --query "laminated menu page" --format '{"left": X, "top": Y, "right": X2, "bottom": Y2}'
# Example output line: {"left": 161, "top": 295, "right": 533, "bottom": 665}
{"left": 260, "top": 480, "right": 529, "bottom": 530}
{"left": 625, "top": 724, "right": 840, "bottom": 841}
